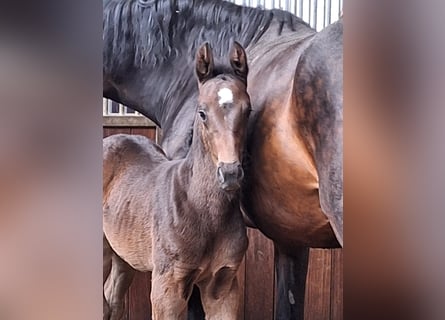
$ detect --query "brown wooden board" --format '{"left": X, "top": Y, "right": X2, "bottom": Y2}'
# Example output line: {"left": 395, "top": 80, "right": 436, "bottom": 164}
{"left": 130, "top": 127, "right": 157, "bottom": 141}
{"left": 237, "top": 256, "right": 246, "bottom": 320}
{"left": 330, "top": 249, "right": 343, "bottom": 320}
{"left": 128, "top": 272, "right": 152, "bottom": 320}
{"left": 304, "top": 249, "right": 332, "bottom": 320}
{"left": 103, "top": 127, "right": 131, "bottom": 138}
{"left": 244, "top": 228, "right": 275, "bottom": 320}
{"left": 103, "top": 127, "right": 157, "bottom": 139}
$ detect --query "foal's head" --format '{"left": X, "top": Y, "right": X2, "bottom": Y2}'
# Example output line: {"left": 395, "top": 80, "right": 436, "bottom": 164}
{"left": 194, "top": 42, "right": 251, "bottom": 192}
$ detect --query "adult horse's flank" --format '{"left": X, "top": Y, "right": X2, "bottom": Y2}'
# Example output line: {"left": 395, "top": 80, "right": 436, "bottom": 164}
{"left": 103, "top": 42, "right": 251, "bottom": 320}
{"left": 104, "top": 0, "right": 343, "bottom": 318}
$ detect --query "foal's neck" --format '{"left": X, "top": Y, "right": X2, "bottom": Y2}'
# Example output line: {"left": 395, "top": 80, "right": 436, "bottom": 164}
{"left": 182, "top": 121, "right": 230, "bottom": 209}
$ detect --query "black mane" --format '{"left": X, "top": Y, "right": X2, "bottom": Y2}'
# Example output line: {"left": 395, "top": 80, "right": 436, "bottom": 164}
{"left": 103, "top": 0, "right": 311, "bottom": 73}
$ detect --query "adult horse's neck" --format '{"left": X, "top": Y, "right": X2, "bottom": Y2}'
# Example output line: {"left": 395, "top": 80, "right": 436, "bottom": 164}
{"left": 103, "top": 0, "right": 313, "bottom": 158}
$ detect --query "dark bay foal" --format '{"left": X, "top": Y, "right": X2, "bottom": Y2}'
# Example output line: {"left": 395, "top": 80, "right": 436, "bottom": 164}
{"left": 103, "top": 42, "right": 251, "bottom": 320}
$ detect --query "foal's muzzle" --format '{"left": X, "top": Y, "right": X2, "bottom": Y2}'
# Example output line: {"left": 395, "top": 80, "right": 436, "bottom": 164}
{"left": 217, "top": 161, "right": 244, "bottom": 192}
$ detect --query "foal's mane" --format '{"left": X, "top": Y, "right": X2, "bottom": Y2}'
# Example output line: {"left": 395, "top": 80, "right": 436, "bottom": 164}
{"left": 103, "top": 0, "right": 311, "bottom": 73}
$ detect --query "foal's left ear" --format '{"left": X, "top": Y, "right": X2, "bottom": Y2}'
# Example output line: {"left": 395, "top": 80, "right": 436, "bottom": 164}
{"left": 229, "top": 41, "right": 248, "bottom": 83}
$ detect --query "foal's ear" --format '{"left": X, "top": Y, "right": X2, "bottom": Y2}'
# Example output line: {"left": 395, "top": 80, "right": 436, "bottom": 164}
{"left": 195, "top": 42, "right": 214, "bottom": 83}
{"left": 229, "top": 41, "right": 248, "bottom": 83}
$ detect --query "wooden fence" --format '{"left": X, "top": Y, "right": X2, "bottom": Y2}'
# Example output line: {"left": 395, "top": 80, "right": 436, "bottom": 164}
{"left": 103, "top": 122, "right": 343, "bottom": 320}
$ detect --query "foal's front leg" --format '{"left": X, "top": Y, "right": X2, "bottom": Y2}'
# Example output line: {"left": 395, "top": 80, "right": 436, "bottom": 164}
{"left": 198, "top": 267, "right": 241, "bottom": 320}
{"left": 151, "top": 267, "right": 198, "bottom": 320}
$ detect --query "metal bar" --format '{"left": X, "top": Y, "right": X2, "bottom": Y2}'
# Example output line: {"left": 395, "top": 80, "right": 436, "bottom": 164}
{"left": 339, "top": 0, "right": 342, "bottom": 17}
{"left": 107, "top": 100, "right": 113, "bottom": 115}
{"left": 325, "top": 0, "right": 331, "bottom": 28}
{"left": 313, "top": 0, "right": 318, "bottom": 30}
{"left": 308, "top": 0, "right": 311, "bottom": 26}
{"left": 103, "top": 99, "right": 108, "bottom": 116}
{"left": 118, "top": 104, "right": 125, "bottom": 116}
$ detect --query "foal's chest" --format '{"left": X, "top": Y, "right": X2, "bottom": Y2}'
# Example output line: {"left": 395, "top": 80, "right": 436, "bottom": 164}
{"left": 155, "top": 205, "right": 248, "bottom": 269}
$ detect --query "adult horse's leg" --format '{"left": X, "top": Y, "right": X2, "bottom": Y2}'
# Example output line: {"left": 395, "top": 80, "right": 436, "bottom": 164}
{"left": 274, "top": 246, "right": 310, "bottom": 320}
{"left": 107, "top": 252, "right": 135, "bottom": 320}
{"left": 187, "top": 286, "right": 205, "bottom": 320}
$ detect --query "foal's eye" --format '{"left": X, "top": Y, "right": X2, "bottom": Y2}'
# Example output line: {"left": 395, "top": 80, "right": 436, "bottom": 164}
{"left": 198, "top": 110, "right": 207, "bottom": 121}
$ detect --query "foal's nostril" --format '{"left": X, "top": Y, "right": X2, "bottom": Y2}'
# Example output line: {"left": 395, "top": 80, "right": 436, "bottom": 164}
{"left": 217, "top": 166, "right": 225, "bottom": 183}
{"left": 237, "top": 166, "right": 244, "bottom": 180}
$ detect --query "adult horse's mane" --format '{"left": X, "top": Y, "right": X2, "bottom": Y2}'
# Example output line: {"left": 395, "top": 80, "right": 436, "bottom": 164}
{"left": 103, "top": 0, "right": 311, "bottom": 73}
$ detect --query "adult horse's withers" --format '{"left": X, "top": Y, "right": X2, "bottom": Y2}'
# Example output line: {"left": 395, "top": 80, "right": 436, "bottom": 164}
{"left": 103, "top": 42, "right": 251, "bottom": 319}
{"left": 103, "top": 0, "right": 343, "bottom": 318}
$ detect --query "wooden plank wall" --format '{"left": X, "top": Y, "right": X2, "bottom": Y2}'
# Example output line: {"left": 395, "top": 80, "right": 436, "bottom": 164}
{"left": 103, "top": 126, "right": 343, "bottom": 320}
{"left": 103, "top": 126, "right": 157, "bottom": 141}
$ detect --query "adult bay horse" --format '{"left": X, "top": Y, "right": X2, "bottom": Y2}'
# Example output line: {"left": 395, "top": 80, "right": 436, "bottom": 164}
{"left": 103, "top": 0, "right": 343, "bottom": 318}
{"left": 103, "top": 42, "right": 251, "bottom": 320}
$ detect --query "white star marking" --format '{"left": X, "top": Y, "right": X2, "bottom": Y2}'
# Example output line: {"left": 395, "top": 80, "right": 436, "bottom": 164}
{"left": 217, "top": 88, "right": 233, "bottom": 106}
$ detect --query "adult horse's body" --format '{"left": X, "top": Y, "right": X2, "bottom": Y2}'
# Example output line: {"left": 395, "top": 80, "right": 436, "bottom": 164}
{"left": 103, "top": 0, "right": 342, "bottom": 318}
{"left": 103, "top": 42, "right": 251, "bottom": 320}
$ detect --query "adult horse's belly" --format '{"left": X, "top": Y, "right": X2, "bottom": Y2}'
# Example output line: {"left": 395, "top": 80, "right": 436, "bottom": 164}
{"left": 246, "top": 94, "right": 338, "bottom": 251}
